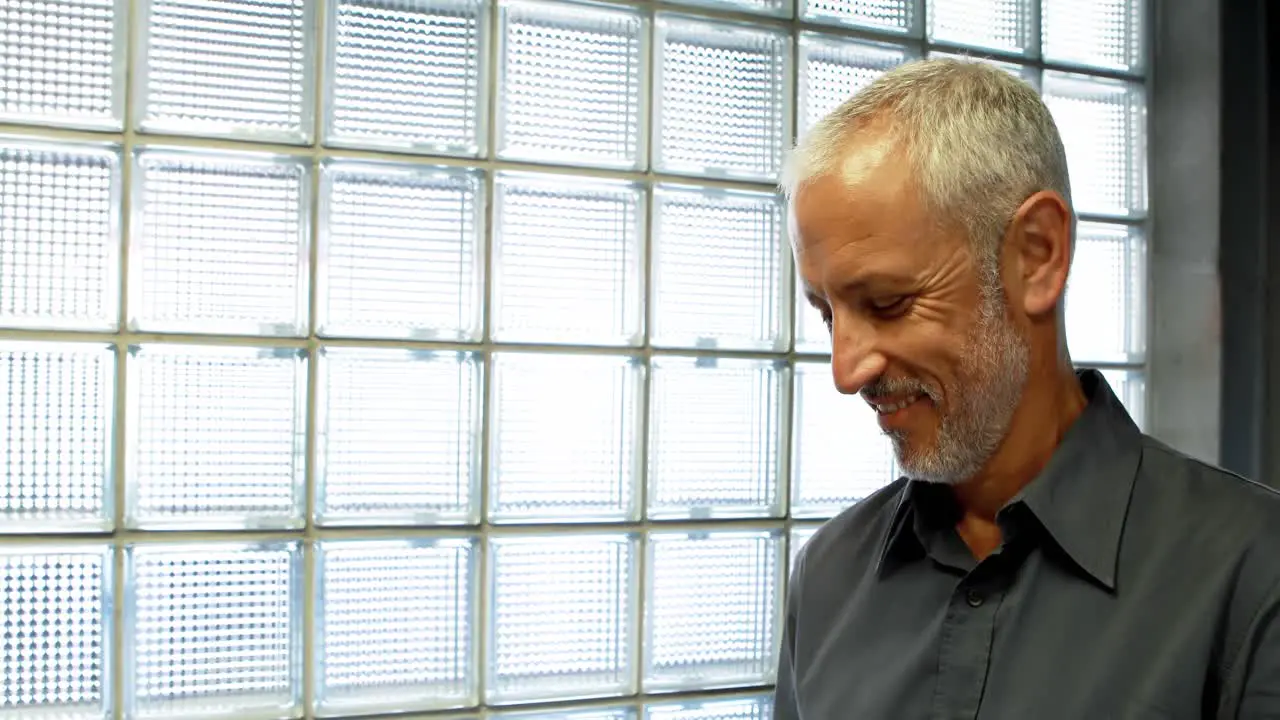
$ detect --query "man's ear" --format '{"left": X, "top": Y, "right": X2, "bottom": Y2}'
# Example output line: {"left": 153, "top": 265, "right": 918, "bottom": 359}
{"left": 1007, "top": 191, "right": 1073, "bottom": 318}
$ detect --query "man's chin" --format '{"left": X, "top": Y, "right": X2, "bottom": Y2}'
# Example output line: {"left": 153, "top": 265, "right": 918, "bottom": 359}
{"left": 892, "top": 442, "right": 969, "bottom": 486}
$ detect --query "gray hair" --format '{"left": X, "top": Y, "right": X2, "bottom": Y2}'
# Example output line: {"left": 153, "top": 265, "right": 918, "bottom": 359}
{"left": 782, "top": 59, "right": 1074, "bottom": 278}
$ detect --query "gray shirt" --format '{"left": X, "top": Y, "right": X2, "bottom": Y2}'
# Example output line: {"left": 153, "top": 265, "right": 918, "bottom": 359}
{"left": 774, "top": 370, "right": 1280, "bottom": 719}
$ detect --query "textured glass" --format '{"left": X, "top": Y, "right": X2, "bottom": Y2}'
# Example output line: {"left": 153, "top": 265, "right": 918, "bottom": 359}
{"left": 1066, "top": 223, "right": 1145, "bottom": 364}
{"left": 667, "top": 0, "right": 788, "bottom": 16}
{"left": 655, "top": 16, "right": 789, "bottom": 181}
{"left": 648, "top": 358, "right": 783, "bottom": 519}
{"left": 0, "top": 0, "right": 125, "bottom": 129}
{"left": 496, "top": 707, "right": 637, "bottom": 720}
{"left": 318, "top": 161, "right": 482, "bottom": 341}
{"left": 135, "top": 0, "right": 314, "bottom": 142}
{"left": 1043, "top": 0, "right": 1142, "bottom": 73}
{"left": 490, "top": 353, "right": 640, "bottom": 522}
{"left": 317, "top": 348, "right": 480, "bottom": 526}
{"left": 125, "top": 543, "right": 301, "bottom": 719}
{"left": 131, "top": 149, "right": 309, "bottom": 336}
{"left": 928, "top": 0, "right": 1034, "bottom": 54}
{"left": 1099, "top": 368, "right": 1145, "bottom": 430}
{"left": 493, "top": 173, "right": 643, "bottom": 345}
{"left": 791, "top": 362, "right": 895, "bottom": 518}
{"left": 798, "top": 34, "right": 908, "bottom": 134}
{"left": 789, "top": 526, "right": 819, "bottom": 568}
{"left": 127, "top": 345, "right": 306, "bottom": 529}
{"left": 645, "top": 531, "right": 781, "bottom": 690}
{"left": 652, "top": 186, "right": 785, "bottom": 351}
{"left": 0, "top": 546, "right": 110, "bottom": 720}
{"left": 1, "top": 342, "right": 113, "bottom": 532}
{"left": 795, "top": 285, "right": 831, "bottom": 354}
{"left": 498, "top": 0, "right": 643, "bottom": 168}
{"left": 645, "top": 694, "right": 773, "bottom": 720}
{"left": 488, "top": 535, "right": 637, "bottom": 703}
{"left": 317, "top": 539, "right": 477, "bottom": 714}
{"left": 1043, "top": 72, "right": 1146, "bottom": 217}
{"left": 0, "top": 141, "right": 120, "bottom": 332}
{"left": 325, "top": 0, "right": 485, "bottom": 155}
{"left": 800, "top": 0, "right": 912, "bottom": 33}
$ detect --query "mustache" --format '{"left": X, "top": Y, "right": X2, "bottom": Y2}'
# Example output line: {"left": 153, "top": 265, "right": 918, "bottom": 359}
{"left": 861, "top": 376, "right": 941, "bottom": 403}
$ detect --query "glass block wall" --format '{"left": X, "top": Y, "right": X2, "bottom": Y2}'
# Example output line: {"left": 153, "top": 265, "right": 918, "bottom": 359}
{"left": 0, "top": 0, "right": 1147, "bottom": 719}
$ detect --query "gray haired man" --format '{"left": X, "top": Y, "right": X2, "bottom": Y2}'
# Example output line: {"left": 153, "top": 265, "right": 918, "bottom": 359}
{"left": 776, "top": 59, "right": 1280, "bottom": 719}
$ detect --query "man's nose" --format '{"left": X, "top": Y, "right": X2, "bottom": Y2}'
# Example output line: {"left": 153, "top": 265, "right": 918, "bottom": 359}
{"left": 829, "top": 312, "right": 886, "bottom": 395}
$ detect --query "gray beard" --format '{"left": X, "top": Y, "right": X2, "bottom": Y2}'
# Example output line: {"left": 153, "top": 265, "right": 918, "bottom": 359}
{"left": 880, "top": 285, "right": 1030, "bottom": 486}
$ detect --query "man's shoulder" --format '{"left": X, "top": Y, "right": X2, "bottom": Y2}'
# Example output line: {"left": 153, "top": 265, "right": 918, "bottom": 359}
{"left": 1132, "top": 434, "right": 1280, "bottom": 574}
{"left": 1136, "top": 434, "right": 1280, "bottom": 523}
{"left": 796, "top": 478, "right": 909, "bottom": 577}
{"left": 1133, "top": 435, "right": 1280, "bottom": 695}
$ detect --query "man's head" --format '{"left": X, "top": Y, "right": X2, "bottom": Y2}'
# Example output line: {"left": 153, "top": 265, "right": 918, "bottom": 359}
{"left": 784, "top": 59, "right": 1076, "bottom": 486}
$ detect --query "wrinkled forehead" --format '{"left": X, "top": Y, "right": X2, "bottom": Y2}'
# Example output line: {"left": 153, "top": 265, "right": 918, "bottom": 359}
{"left": 788, "top": 164, "right": 968, "bottom": 296}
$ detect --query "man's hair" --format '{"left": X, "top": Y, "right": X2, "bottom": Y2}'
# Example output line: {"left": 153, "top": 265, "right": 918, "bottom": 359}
{"left": 782, "top": 58, "right": 1074, "bottom": 280}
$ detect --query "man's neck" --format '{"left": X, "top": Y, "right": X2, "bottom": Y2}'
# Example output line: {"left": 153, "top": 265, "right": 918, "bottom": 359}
{"left": 951, "top": 365, "right": 1088, "bottom": 558}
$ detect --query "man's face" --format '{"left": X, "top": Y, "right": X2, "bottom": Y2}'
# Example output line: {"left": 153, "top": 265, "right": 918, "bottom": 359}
{"left": 790, "top": 140, "right": 1029, "bottom": 485}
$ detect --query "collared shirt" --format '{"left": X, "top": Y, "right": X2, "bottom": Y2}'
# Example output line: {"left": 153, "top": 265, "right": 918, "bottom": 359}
{"left": 774, "top": 370, "right": 1280, "bottom": 720}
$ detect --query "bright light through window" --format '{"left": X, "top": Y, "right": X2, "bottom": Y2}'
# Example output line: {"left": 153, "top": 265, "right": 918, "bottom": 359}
{"left": 0, "top": 0, "right": 1148, "bottom": 717}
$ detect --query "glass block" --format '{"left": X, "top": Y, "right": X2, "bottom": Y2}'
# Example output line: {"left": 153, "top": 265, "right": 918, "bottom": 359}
{"left": 1043, "top": 0, "right": 1143, "bottom": 73}
{"left": 495, "top": 707, "right": 637, "bottom": 720}
{"left": 797, "top": 34, "right": 909, "bottom": 134}
{"left": 927, "top": 0, "right": 1034, "bottom": 55}
{"left": 1042, "top": 72, "right": 1147, "bottom": 217}
{"left": 325, "top": 0, "right": 487, "bottom": 155}
{"left": 652, "top": 186, "right": 785, "bottom": 351}
{"left": 794, "top": 285, "right": 830, "bottom": 354}
{"left": 1098, "top": 367, "right": 1145, "bottom": 430}
{"left": 488, "top": 534, "right": 637, "bottom": 703}
{"left": 0, "top": 546, "right": 111, "bottom": 720}
{"left": 0, "top": 140, "right": 120, "bottom": 332}
{"left": 124, "top": 543, "right": 302, "bottom": 720}
{"left": 134, "top": 0, "right": 315, "bottom": 142}
{"left": 927, "top": 50, "right": 1040, "bottom": 90}
{"left": 648, "top": 357, "right": 784, "bottom": 519}
{"left": 0, "top": 0, "right": 125, "bottom": 129}
{"left": 126, "top": 345, "right": 306, "bottom": 529}
{"left": 789, "top": 526, "right": 819, "bottom": 569}
{"left": 316, "top": 539, "right": 478, "bottom": 715}
{"left": 130, "top": 149, "right": 309, "bottom": 336}
{"left": 645, "top": 694, "right": 773, "bottom": 720}
{"left": 644, "top": 531, "right": 782, "bottom": 690}
{"left": 497, "top": 0, "right": 644, "bottom": 169}
{"left": 800, "top": 0, "right": 912, "bottom": 33}
{"left": 1065, "top": 223, "right": 1145, "bottom": 364}
{"left": 316, "top": 348, "right": 481, "bottom": 526}
{"left": 791, "top": 361, "right": 895, "bottom": 518}
{"left": 317, "top": 161, "right": 482, "bottom": 341}
{"left": 658, "top": 0, "right": 789, "bottom": 19}
{"left": 492, "top": 173, "right": 643, "bottom": 345}
{"left": 1, "top": 342, "right": 114, "bottom": 533}
{"left": 490, "top": 353, "right": 641, "bottom": 523}
{"left": 655, "top": 16, "right": 790, "bottom": 181}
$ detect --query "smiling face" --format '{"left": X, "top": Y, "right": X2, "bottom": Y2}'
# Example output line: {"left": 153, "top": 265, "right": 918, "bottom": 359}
{"left": 791, "top": 135, "right": 1030, "bottom": 485}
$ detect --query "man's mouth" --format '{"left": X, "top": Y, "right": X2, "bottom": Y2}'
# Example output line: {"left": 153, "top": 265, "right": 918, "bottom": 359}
{"left": 868, "top": 392, "right": 924, "bottom": 415}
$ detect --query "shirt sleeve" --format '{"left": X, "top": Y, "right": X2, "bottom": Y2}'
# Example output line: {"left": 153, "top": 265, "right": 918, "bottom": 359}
{"left": 773, "top": 548, "right": 807, "bottom": 720}
{"left": 1224, "top": 576, "right": 1280, "bottom": 718}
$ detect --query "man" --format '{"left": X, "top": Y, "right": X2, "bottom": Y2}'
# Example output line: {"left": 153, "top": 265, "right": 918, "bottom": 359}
{"left": 775, "top": 58, "right": 1280, "bottom": 719}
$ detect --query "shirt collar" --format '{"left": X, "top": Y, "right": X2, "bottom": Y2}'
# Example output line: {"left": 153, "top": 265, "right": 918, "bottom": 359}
{"left": 876, "top": 369, "right": 1143, "bottom": 590}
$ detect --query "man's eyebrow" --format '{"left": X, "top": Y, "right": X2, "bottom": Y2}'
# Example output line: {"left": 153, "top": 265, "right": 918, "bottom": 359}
{"left": 803, "top": 272, "right": 917, "bottom": 306}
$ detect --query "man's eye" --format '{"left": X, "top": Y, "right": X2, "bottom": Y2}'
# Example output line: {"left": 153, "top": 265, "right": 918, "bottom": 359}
{"left": 868, "top": 295, "right": 912, "bottom": 316}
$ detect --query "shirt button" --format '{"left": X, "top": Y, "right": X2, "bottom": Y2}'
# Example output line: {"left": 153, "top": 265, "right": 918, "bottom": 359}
{"left": 966, "top": 590, "right": 984, "bottom": 608}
